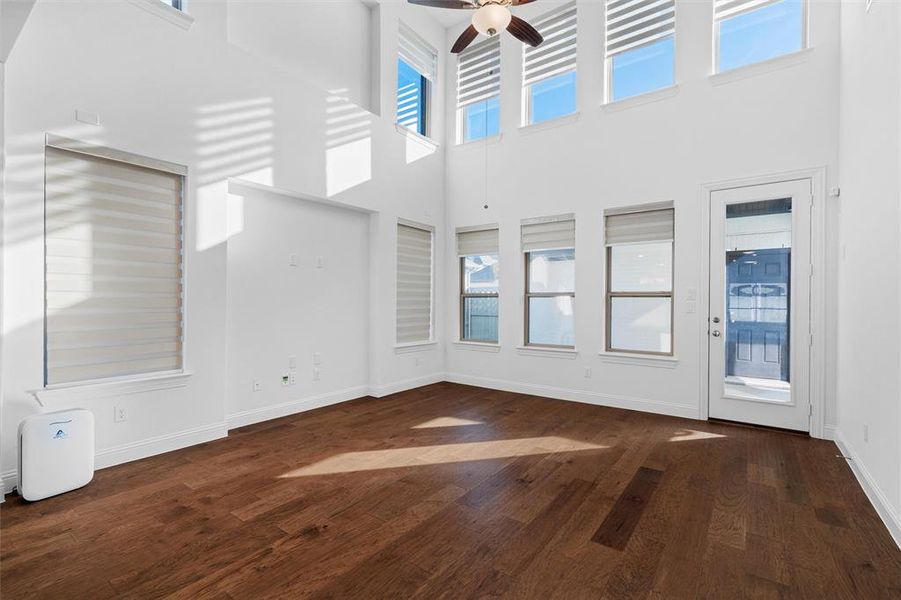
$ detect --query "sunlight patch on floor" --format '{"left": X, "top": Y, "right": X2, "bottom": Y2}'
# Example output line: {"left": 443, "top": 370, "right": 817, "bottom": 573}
{"left": 667, "top": 429, "right": 727, "bottom": 442}
{"left": 411, "top": 416, "right": 484, "bottom": 429}
{"left": 279, "top": 436, "right": 607, "bottom": 477}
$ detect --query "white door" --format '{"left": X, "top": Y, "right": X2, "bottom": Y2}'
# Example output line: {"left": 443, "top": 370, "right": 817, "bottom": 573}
{"left": 708, "top": 179, "right": 812, "bottom": 431}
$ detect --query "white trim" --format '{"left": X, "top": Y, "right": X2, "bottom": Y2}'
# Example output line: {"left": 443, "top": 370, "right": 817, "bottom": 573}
{"left": 453, "top": 341, "right": 501, "bottom": 353}
{"left": 228, "top": 178, "right": 376, "bottom": 215}
{"left": 127, "top": 0, "right": 194, "bottom": 30}
{"left": 95, "top": 421, "right": 226, "bottom": 470}
{"left": 516, "top": 346, "right": 578, "bottom": 359}
{"left": 445, "top": 372, "right": 697, "bottom": 419}
{"left": 368, "top": 372, "right": 445, "bottom": 398}
{"left": 519, "top": 112, "right": 581, "bottom": 136}
{"left": 2, "top": 471, "right": 18, "bottom": 496}
{"left": 394, "top": 340, "right": 439, "bottom": 353}
{"left": 455, "top": 133, "right": 503, "bottom": 149}
{"left": 710, "top": 48, "right": 813, "bottom": 86}
{"left": 822, "top": 424, "right": 837, "bottom": 440}
{"left": 833, "top": 430, "right": 901, "bottom": 549}
{"left": 227, "top": 385, "right": 368, "bottom": 430}
{"left": 397, "top": 217, "right": 435, "bottom": 232}
{"left": 395, "top": 123, "right": 440, "bottom": 150}
{"left": 46, "top": 133, "right": 188, "bottom": 176}
{"left": 598, "top": 351, "right": 679, "bottom": 368}
{"left": 31, "top": 371, "right": 192, "bottom": 406}
{"left": 603, "top": 84, "right": 680, "bottom": 113}
{"left": 456, "top": 223, "right": 499, "bottom": 234}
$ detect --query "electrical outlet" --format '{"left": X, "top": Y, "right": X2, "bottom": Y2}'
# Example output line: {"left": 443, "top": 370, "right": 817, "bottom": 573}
{"left": 114, "top": 406, "right": 128, "bottom": 423}
{"left": 584, "top": 367, "right": 591, "bottom": 379}
{"left": 289, "top": 372, "right": 297, "bottom": 385}
{"left": 281, "top": 374, "right": 290, "bottom": 386}
{"left": 863, "top": 424, "right": 869, "bottom": 443}
{"left": 313, "top": 368, "right": 320, "bottom": 382}
{"left": 253, "top": 378, "right": 262, "bottom": 392}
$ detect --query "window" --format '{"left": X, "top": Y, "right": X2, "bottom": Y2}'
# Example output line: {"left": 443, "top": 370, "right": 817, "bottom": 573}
{"left": 522, "top": 215, "right": 575, "bottom": 347}
{"left": 396, "top": 221, "right": 434, "bottom": 343}
{"left": 398, "top": 21, "right": 438, "bottom": 137}
{"left": 458, "top": 226, "right": 500, "bottom": 342}
{"left": 164, "top": 0, "right": 183, "bottom": 9}
{"left": 605, "top": 0, "right": 675, "bottom": 102}
{"left": 43, "top": 141, "right": 185, "bottom": 386}
{"left": 605, "top": 204, "right": 674, "bottom": 355}
{"left": 523, "top": 2, "right": 578, "bottom": 126}
{"left": 457, "top": 36, "right": 501, "bottom": 143}
{"left": 714, "top": 0, "right": 805, "bottom": 73}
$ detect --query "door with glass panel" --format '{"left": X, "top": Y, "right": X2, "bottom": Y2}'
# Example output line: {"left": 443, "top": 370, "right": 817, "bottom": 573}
{"left": 708, "top": 180, "right": 811, "bottom": 431}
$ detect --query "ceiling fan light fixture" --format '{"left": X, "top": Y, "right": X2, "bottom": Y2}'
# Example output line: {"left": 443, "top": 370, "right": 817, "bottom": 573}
{"left": 472, "top": 4, "right": 511, "bottom": 37}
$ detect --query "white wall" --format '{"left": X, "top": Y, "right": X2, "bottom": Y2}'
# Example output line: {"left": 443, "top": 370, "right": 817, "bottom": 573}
{"left": 836, "top": 0, "right": 901, "bottom": 541}
{"left": 0, "top": 0, "right": 448, "bottom": 484}
{"left": 443, "top": 1, "right": 841, "bottom": 423}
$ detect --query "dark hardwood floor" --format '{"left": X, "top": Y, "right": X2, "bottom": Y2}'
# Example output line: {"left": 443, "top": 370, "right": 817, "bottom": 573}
{"left": 3, "top": 382, "right": 900, "bottom": 598}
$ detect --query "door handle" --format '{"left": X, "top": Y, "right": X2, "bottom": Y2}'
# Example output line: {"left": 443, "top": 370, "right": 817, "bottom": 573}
{"left": 712, "top": 317, "right": 721, "bottom": 323}
{"left": 711, "top": 330, "right": 721, "bottom": 337}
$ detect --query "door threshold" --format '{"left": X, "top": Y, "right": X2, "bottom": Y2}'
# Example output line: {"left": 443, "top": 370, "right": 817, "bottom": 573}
{"left": 708, "top": 417, "right": 810, "bottom": 437}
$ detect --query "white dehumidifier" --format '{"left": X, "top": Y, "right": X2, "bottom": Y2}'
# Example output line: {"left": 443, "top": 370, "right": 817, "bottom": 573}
{"left": 18, "top": 409, "right": 95, "bottom": 501}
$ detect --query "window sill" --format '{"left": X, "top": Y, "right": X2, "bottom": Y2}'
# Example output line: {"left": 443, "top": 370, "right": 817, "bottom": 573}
{"left": 394, "top": 340, "right": 439, "bottom": 354}
{"left": 597, "top": 351, "right": 678, "bottom": 369}
{"left": 602, "top": 84, "right": 680, "bottom": 113}
{"left": 518, "top": 112, "right": 581, "bottom": 136}
{"left": 453, "top": 341, "right": 501, "bottom": 353}
{"left": 709, "top": 47, "right": 813, "bottom": 87}
{"left": 455, "top": 133, "right": 503, "bottom": 149}
{"left": 516, "top": 345, "right": 578, "bottom": 359}
{"left": 127, "top": 0, "right": 194, "bottom": 30}
{"left": 395, "top": 124, "right": 440, "bottom": 150}
{"left": 30, "top": 371, "right": 192, "bottom": 406}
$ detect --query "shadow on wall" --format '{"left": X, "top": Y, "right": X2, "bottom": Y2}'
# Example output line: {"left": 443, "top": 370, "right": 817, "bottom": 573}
{"left": 325, "top": 88, "right": 372, "bottom": 198}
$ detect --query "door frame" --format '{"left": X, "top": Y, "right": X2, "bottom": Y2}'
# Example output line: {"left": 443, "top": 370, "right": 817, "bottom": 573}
{"left": 698, "top": 168, "right": 827, "bottom": 439}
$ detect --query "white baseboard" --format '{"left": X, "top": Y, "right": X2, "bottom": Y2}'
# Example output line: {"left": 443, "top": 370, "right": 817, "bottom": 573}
{"left": 226, "top": 385, "right": 369, "bottom": 430}
{"left": 823, "top": 424, "right": 837, "bottom": 440}
{"left": 445, "top": 372, "right": 698, "bottom": 420}
{"left": 1, "top": 470, "right": 18, "bottom": 496}
{"left": 833, "top": 430, "right": 901, "bottom": 549}
{"left": 368, "top": 372, "right": 445, "bottom": 398}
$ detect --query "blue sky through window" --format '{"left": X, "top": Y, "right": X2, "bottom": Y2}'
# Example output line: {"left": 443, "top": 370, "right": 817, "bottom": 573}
{"left": 718, "top": 0, "right": 803, "bottom": 72}
{"left": 463, "top": 97, "right": 500, "bottom": 143}
{"left": 529, "top": 71, "right": 577, "bottom": 125}
{"left": 611, "top": 37, "right": 675, "bottom": 102}
{"left": 397, "top": 58, "right": 426, "bottom": 135}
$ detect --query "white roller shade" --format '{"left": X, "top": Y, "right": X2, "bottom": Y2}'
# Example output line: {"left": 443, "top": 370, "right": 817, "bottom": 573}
{"left": 457, "top": 36, "right": 501, "bottom": 108}
{"left": 605, "top": 205, "right": 674, "bottom": 245}
{"left": 44, "top": 145, "right": 184, "bottom": 385}
{"left": 396, "top": 222, "right": 434, "bottom": 343}
{"left": 457, "top": 226, "right": 499, "bottom": 256}
{"left": 523, "top": 2, "right": 578, "bottom": 87}
{"left": 521, "top": 214, "right": 575, "bottom": 252}
{"left": 714, "top": 0, "right": 781, "bottom": 21}
{"left": 605, "top": 0, "right": 676, "bottom": 57}
{"left": 399, "top": 20, "right": 438, "bottom": 82}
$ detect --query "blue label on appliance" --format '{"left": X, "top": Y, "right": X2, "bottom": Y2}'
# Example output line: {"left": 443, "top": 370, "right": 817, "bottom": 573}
{"left": 53, "top": 428, "right": 68, "bottom": 440}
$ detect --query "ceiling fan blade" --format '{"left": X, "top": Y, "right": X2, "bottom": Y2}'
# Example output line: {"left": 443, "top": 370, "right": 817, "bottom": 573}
{"left": 451, "top": 25, "right": 480, "bottom": 54}
{"left": 507, "top": 16, "right": 543, "bottom": 47}
{"left": 408, "top": 0, "right": 476, "bottom": 9}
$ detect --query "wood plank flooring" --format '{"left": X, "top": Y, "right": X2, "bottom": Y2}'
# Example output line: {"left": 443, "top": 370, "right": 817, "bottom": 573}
{"left": 2, "top": 382, "right": 900, "bottom": 598}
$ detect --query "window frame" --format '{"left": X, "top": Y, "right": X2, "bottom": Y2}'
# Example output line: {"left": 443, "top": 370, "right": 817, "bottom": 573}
{"left": 524, "top": 250, "right": 576, "bottom": 349}
{"left": 522, "top": 70, "right": 578, "bottom": 127}
{"left": 459, "top": 255, "right": 500, "bottom": 343}
{"left": 168, "top": 0, "right": 184, "bottom": 10}
{"left": 712, "top": 0, "right": 809, "bottom": 74}
{"left": 397, "top": 58, "right": 432, "bottom": 138}
{"left": 604, "top": 230, "right": 674, "bottom": 357}
{"left": 605, "top": 35, "right": 676, "bottom": 104}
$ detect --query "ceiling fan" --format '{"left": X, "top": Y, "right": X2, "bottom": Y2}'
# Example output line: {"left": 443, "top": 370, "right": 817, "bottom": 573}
{"left": 408, "top": 0, "right": 544, "bottom": 54}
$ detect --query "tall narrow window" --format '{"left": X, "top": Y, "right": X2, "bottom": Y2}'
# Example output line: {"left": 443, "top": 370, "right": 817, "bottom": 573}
{"left": 605, "top": 0, "right": 676, "bottom": 102}
{"left": 523, "top": 2, "right": 578, "bottom": 126}
{"left": 522, "top": 215, "right": 575, "bottom": 347}
{"left": 458, "top": 226, "right": 500, "bottom": 342}
{"left": 605, "top": 203, "right": 674, "bottom": 355}
{"left": 714, "top": 0, "right": 805, "bottom": 73}
{"left": 457, "top": 36, "right": 501, "bottom": 143}
{"left": 44, "top": 140, "right": 185, "bottom": 385}
{"left": 396, "top": 221, "right": 434, "bottom": 344}
{"left": 398, "top": 21, "right": 438, "bottom": 137}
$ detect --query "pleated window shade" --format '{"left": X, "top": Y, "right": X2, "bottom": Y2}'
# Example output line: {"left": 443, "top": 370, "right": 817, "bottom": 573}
{"left": 521, "top": 215, "right": 575, "bottom": 252}
{"left": 457, "top": 36, "right": 501, "bottom": 108}
{"left": 399, "top": 21, "right": 438, "bottom": 82}
{"left": 457, "top": 227, "right": 499, "bottom": 256}
{"left": 604, "top": 206, "right": 674, "bottom": 245}
{"left": 44, "top": 145, "right": 184, "bottom": 386}
{"left": 396, "top": 223, "right": 434, "bottom": 343}
{"left": 714, "top": 0, "right": 782, "bottom": 21}
{"left": 523, "top": 1, "right": 578, "bottom": 87}
{"left": 605, "top": 0, "right": 676, "bottom": 58}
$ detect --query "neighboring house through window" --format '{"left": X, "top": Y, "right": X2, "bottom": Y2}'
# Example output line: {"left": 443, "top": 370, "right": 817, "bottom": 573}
{"left": 522, "top": 215, "right": 576, "bottom": 347}
{"left": 458, "top": 226, "right": 500, "bottom": 342}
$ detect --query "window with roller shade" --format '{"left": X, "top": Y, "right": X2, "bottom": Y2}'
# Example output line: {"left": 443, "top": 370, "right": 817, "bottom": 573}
{"left": 396, "top": 221, "right": 434, "bottom": 344}
{"left": 457, "top": 36, "right": 501, "bottom": 143}
{"left": 605, "top": 0, "right": 676, "bottom": 102}
{"left": 522, "top": 2, "right": 578, "bottom": 126}
{"left": 714, "top": 0, "right": 806, "bottom": 73}
{"left": 605, "top": 203, "right": 674, "bottom": 355}
{"left": 398, "top": 21, "right": 438, "bottom": 137}
{"left": 522, "top": 215, "right": 575, "bottom": 347}
{"left": 457, "top": 225, "right": 499, "bottom": 342}
{"left": 43, "top": 141, "right": 185, "bottom": 386}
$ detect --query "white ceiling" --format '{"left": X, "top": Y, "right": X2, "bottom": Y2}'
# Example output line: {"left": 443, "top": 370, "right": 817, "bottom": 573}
{"left": 407, "top": 4, "right": 470, "bottom": 28}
